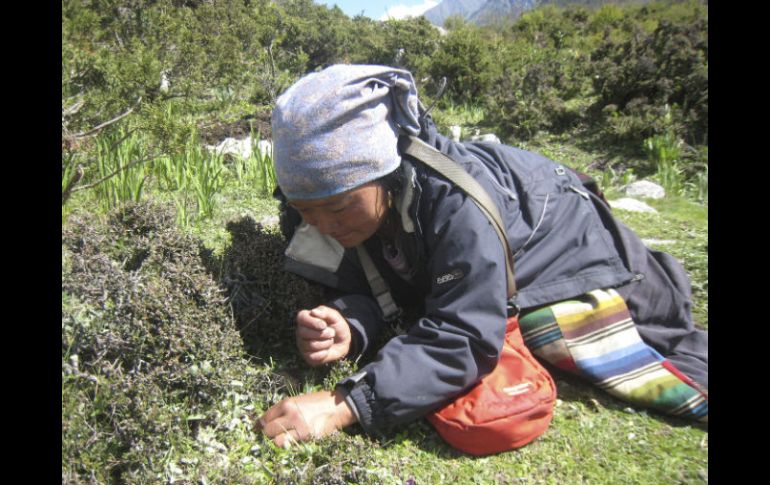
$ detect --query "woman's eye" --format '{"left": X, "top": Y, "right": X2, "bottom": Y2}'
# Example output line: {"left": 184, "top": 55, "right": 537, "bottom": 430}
{"left": 331, "top": 206, "right": 347, "bottom": 214}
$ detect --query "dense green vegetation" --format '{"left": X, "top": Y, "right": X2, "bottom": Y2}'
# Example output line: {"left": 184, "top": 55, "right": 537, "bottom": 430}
{"left": 63, "top": 0, "right": 707, "bottom": 210}
{"left": 62, "top": 1, "right": 707, "bottom": 483}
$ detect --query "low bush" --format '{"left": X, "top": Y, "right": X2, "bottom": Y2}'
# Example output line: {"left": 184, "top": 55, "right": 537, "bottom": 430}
{"left": 60, "top": 199, "right": 350, "bottom": 482}
{"left": 62, "top": 203, "right": 237, "bottom": 480}
{"left": 222, "top": 215, "right": 325, "bottom": 357}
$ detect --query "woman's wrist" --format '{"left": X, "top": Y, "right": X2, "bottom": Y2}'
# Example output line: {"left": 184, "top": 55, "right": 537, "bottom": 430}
{"left": 333, "top": 388, "right": 359, "bottom": 429}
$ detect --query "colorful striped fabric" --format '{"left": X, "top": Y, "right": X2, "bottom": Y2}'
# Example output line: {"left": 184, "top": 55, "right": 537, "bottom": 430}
{"left": 518, "top": 289, "right": 708, "bottom": 422}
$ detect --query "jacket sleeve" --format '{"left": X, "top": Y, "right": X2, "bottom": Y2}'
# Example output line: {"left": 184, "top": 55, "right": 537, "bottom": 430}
{"left": 337, "top": 185, "right": 509, "bottom": 435}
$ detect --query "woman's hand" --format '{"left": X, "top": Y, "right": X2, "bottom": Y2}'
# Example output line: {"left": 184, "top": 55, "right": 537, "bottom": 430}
{"left": 257, "top": 390, "right": 358, "bottom": 448}
{"left": 296, "top": 305, "right": 352, "bottom": 366}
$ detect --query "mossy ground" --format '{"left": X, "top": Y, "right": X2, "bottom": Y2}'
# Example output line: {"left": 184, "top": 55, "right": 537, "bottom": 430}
{"left": 62, "top": 140, "right": 707, "bottom": 484}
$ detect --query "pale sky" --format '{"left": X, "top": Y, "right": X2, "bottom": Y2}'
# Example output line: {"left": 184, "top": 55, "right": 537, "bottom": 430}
{"left": 315, "top": 0, "right": 440, "bottom": 21}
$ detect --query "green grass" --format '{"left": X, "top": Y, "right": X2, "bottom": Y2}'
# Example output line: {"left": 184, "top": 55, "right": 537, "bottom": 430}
{"left": 610, "top": 197, "right": 708, "bottom": 330}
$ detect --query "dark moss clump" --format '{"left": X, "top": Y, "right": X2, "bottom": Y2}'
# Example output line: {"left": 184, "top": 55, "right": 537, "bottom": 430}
{"left": 63, "top": 203, "right": 241, "bottom": 379}
{"left": 61, "top": 202, "right": 273, "bottom": 483}
{"left": 222, "top": 216, "right": 325, "bottom": 357}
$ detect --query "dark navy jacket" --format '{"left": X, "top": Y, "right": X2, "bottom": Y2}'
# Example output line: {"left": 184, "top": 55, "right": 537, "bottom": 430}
{"left": 280, "top": 118, "right": 704, "bottom": 435}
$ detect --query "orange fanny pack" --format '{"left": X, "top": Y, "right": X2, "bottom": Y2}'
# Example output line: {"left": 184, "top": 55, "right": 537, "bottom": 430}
{"left": 426, "top": 316, "right": 557, "bottom": 456}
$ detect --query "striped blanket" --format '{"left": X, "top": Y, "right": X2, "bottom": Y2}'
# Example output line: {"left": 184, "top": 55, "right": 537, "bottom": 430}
{"left": 518, "top": 289, "right": 708, "bottom": 422}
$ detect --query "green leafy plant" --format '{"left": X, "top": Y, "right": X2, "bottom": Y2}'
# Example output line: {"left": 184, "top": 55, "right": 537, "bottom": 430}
{"left": 153, "top": 153, "right": 187, "bottom": 192}
{"left": 644, "top": 131, "right": 685, "bottom": 196}
{"left": 93, "top": 127, "right": 151, "bottom": 210}
{"left": 187, "top": 138, "right": 225, "bottom": 220}
{"left": 174, "top": 192, "right": 191, "bottom": 228}
{"left": 225, "top": 129, "right": 276, "bottom": 196}
{"left": 599, "top": 165, "right": 637, "bottom": 194}
{"left": 687, "top": 162, "right": 708, "bottom": 204}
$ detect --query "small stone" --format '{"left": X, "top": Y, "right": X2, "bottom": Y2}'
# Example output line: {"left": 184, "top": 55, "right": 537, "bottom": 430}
{"left": 250, "top": 444, "right": 261, "bottom": 454}
{"left": 623, "top": 180, "right": 665, "bottom": 199}
{"left": 167, "top": 463, "right": 184, "bottom": 480}
{"left": 627, "top": 433, "right": 636, "bottom": 440}
{"left": 69, "top": 354, "right": 79, "bottom": 371}
{"left": 449, "top": 125, "right": 462, "bottom": 142}
{"left": 230, "top": 380, "right": 244, "bottom": 387}
{"left": 641, "top": 238, "right": 676, "bottom": 247}
{"left": 470, "top": 133, "right": 501, "bottom": 144}
{"left": 608, "top": 198, "right": 658, "bottom": 214}
{"left": 623, "top": 407, "right": 637, "bottom": 414}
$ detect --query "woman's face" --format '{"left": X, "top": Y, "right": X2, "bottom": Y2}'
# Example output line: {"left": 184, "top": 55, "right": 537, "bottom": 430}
{"left": 288, "top": 182, "right": 390, "bottom": 248}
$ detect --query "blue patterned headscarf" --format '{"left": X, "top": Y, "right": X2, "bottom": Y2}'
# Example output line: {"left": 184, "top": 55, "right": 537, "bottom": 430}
{"left": 272, "top": 64, "right": 421, "bottom": 200}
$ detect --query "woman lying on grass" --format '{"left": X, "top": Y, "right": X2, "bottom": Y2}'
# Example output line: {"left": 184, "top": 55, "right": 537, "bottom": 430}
{"left": 256, "top": 65, "right": 708, "bottom": 449}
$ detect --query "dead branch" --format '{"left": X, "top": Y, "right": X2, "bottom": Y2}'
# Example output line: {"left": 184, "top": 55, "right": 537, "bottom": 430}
{"left": 70, "top": 152, "right": 159, "bottom": 194}
{"left": 71, "top": 97, "right": 142, "bottom": 139}
{"left": 62, "top": 164, "right": 85, "bottom": 205}
{"left": 62, "top": 98, "right": 85, "bottom": 118}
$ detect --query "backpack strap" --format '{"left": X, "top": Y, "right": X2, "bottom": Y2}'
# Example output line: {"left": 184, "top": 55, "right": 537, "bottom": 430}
{"left": 398, "top": 135, "right": 517, "bottom": 301}
{"left": 355, "top": 245, "right": 402, "bottom": 322}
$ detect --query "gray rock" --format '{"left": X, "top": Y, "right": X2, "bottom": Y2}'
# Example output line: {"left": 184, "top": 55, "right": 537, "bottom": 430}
{"left": 449, "top": 125, "right": 462, "bottom": 142}
{"left": 160, "top": 71, "right": 170, "bottom": 94}
{"left": 205, "top": 136, "right": 272, "bottom": 161}
{"left": 469, "top": 133, "right": 501, "bottom": 144}
{"left": 623, "top": 180, "right": 665, "bottom": 199}
{"left": 641, "top": 238, "right": 676, "bottom": 247}
{"left": 608, "top": 198, "right": 659, "bottom": 214}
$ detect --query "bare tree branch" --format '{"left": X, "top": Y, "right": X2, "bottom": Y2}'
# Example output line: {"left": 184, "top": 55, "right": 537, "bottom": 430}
{"left": 71, "top": 97, "right": 143, "bottom": 139}
{"left": 62, "top": 164, "right": 85, "bottom": 205}
{"left": 62, "top": 98, "right": 85, "bottom": 118}
{"left": 71, "top": 152, "right": 159, "bottom": 194}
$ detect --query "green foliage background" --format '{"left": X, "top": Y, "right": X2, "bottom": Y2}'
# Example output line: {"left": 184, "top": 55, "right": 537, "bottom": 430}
{"left": 63, "top": 0, "right": 707, "bottom": 145}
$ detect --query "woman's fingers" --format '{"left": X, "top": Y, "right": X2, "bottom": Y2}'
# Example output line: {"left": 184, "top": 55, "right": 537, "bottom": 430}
{"left": 258, "top": 399, "right": 313, "bottom": 448}
{"left": 296, "top": 324, "right": 335, "bottom": 341}
{"left": 296, "top": 310, "right": 328, "bottom": 331}
{"left": 299, "top": 338, "right": 334, "bottom": 352}
{"left": 296, "top": 306, "right": 349, "bottom": 365}
{"left": 261, "top": 416, "right": 308, "bottom": 443}
{"left": 309, "top": 305, "right": 343, "bottom": 324}
{"left": 257, "top": 392, "right": 352, "bottom": 448}
{"left": 274, "top": 429, "right": 301, "bottom": 449}
{"left": 305, "top": 349, "right": 331, "bottom": 364}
